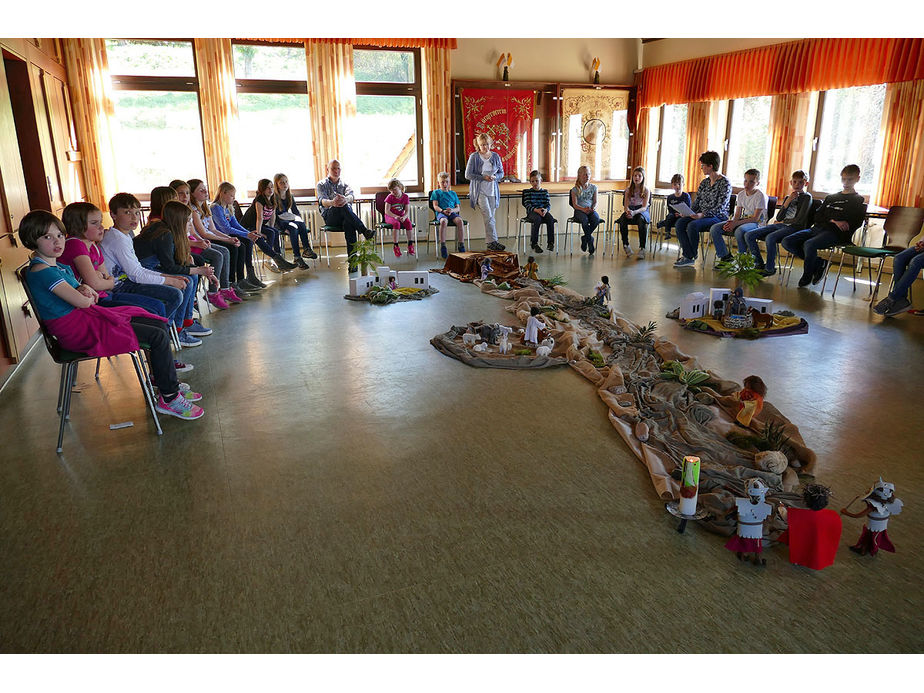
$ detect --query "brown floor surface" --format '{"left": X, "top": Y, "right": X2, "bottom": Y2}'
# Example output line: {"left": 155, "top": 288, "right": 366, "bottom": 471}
{"left": 1, "top": 240, "right": 922, "bottom": 653}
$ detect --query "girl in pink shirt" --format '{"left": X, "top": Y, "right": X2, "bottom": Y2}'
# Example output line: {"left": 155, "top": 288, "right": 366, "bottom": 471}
{"left": 385, "top": 178, "right": 414, "bottom": 257}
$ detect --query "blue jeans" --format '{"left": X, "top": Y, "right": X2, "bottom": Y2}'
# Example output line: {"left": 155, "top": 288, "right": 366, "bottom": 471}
{"left": 676, "top": 216, "right": 722, "bottom": 259}
{"left": 99, "top": 292, "right": 167, "bottom": 317}
{"left": 709, "top": 221, "right": 759, "bottom": 258}
{"left": 276, "top": 218, "right": 311, "bottom": 255}
{"left": 889, "top": 246, "right": 924, "bottom": 300}
{"left": 573, "top": 210, "right": 600, "bottom": 238}
{"left": 746, "top": 223, "right": 800, "bottom": 271}
{"left": 138, "top": 255, "right": 199, "bottom": 326}
{"left": 112, "top": 279, "right": 183, "bottom": 325}
{"left": 781, "top": 227, "right": 842, "bottom": 278}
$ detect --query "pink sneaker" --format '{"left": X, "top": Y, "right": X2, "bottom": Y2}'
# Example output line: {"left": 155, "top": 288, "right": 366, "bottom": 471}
{"left": 156, "top": 393, "right": 204, "bottom": 420}
{"left": 408, "top": 242, "right": 416, "bottom": 256}
{"left": 393, "top": 243, "right": 402, "bottom": 258}
{"left": 221, "top": 287, "right": 244, "bottom": 304}
{"left": 206, "top": 291, "right": 230, "bottom": 310}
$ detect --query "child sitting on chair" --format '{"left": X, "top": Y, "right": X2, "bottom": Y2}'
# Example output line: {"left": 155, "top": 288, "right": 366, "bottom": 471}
{"left": 385, "top": 177, "right": 414, "bottom": 258}
{"left": 657, "top": 174, "right": 691, "bottom": 240}
{"left": 430, "top": 171, "right": 466, "bottom": 258}
{"left": 19, "top": 210, "right": 204, "bottom": 420}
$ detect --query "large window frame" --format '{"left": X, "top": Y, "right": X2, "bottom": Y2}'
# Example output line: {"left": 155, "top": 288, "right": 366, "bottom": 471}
{"left": 354, "top": 46, "right": 424, "bottom": 194}
{"left": 654, "top": 103, "right": 688, "bottom": 189}
{"left": 107, "top": 38, "right": 206, "bottom": 199}
{"left": 232, "top": 39, "right": 314, "bottom": 198}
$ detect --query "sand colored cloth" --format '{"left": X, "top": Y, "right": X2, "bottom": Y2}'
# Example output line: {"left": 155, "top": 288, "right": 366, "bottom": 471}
{"left": 430, "top": 324, "right": 569, "bottom": 370}
{"left": 435, "top": 276, "right": 813, "bottom": 537}
{"left": 433, "top": 251, "right": 520, "bottom": 283}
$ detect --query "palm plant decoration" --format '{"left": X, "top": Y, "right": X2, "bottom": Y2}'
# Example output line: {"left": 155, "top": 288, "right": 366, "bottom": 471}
{"left": 349, "top": 239, "right": 382, "bottom": 275}
{"left": 715, "top": 253, "right": 764, "bottom": 293}
{"left": 630, "top": 321, "right": 658, "bottom": 345}
{"left": 659, "top": 360, "right": 711, "bottom": 391}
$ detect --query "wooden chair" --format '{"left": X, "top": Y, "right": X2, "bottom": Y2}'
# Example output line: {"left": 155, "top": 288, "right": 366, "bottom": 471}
{"left": 830, "top": 206, "right": 924, "bottom": 299}
{"left": 17, "top": 265, "right": 162, "bottom": 453}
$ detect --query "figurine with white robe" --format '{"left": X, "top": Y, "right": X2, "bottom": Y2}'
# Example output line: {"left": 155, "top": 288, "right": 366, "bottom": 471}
{"left": 841, "top": 477, "right": 903, "bottom": 556}
{"left": 524, "top": 306, "right": 546, "bottom": 345}
{"left": 725, "top": 478, "right": 773, "bottom": 565}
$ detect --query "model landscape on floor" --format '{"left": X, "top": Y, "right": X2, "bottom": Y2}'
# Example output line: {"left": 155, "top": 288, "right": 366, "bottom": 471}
{"left": 429, "top": 252, "right": 902, "bottom": 566}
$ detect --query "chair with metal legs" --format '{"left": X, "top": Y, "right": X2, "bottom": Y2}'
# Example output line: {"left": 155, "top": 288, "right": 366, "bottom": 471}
{"left": 18, "top": 266, "right": 162, "bottom": 453}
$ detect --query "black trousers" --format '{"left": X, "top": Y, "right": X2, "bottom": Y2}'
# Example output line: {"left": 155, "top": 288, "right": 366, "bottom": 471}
{"left": 130, "top": 317, "right": 179, "bottom": 397}
{"left": 323, "top": 206, "right": 372, "bottom": 262}
{"left": 618, "top": 215, "right": 649, "bottom": 248}
{"left": 526, "top": 210, "right": 556, "bottom": 245}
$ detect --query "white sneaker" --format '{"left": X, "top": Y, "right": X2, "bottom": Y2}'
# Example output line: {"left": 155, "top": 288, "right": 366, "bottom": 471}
{"left": 637, "top": 248, "right": 646, "bottom": 260}
{"left": 623, "top": 244, "right": 633, "bottom": 258}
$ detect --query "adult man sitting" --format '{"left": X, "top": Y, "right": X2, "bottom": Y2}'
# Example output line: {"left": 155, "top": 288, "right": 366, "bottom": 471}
{"left": 316, "top": 159, "right": 374, "bottom": 271}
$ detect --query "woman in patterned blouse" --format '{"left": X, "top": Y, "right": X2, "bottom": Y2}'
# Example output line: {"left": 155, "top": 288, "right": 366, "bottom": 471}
{"left": 673, "top": 151, "right": 731, "bottom": 268}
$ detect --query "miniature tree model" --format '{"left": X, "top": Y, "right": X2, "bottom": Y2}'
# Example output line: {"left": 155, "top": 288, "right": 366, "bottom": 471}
{"left": 715, "top": 253, "right": 764, "bottom": 293}
{"left": 349, "top": 238, "right": 383, "bottom": 275}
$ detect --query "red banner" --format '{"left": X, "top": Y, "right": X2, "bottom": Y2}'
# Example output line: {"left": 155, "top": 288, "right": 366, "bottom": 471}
{"left": 460, "top": 88, "right": 535, "bottom": 179}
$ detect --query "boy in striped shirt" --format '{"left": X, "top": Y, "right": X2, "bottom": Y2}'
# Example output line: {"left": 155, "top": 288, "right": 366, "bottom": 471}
{"left": 522, "top": 170, "right": 557, "bottom": 253}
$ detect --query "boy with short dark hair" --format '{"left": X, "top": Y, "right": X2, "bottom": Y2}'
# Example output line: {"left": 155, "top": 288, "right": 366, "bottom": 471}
{"left": 522, "top": 169, "right": 556, "bottom": 253}
{"left": 657, "top": 173, "right": 691, "bottom": 240}
{"left": 782, "top": 164, "right": 866, "bottom": 287}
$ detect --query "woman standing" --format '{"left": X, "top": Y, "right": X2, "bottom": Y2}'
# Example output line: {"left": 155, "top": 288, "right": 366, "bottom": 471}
{"left": 465, "top": 133, "right": 505, "bottom": 252}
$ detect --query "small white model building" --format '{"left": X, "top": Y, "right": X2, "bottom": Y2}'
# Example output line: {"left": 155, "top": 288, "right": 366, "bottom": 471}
{"left": 743, "top": 297, "right": 774, "bottom": 314}
{"left": 375, "top": 266, "right": 397, "bottom": 285}
{"left": 349, "top": 275, "right": 376, "bottom": 297}
{"left": 680, "top": 292, "right": 710, "bottom": 320}
{"left": 396, "top": 270, "right": 429, "bottom": 289}
{"left": 709, "top": 288, "right": 732, "bottom": 309}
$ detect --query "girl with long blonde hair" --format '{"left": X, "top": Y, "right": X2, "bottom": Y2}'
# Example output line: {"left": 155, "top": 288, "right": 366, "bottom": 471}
{"left": 618, "top": 166, "right": 652, "bottom": 259}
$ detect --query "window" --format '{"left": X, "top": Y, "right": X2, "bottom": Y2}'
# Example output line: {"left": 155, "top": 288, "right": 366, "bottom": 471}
{"left": 232, "top": 42, "right": 314, "bottom": 194}
{"left": 106, "top": 40, "right": 206, "bottom": 195}
{"left": 725, "top": 96, "right": 772, "bottom": 181}
{"left": 657, "top": 104, "right": 687, "bottom": 186}
{"left": 353, "top": 48, "right": 423, "bottom": 191}
{"left": 811, "top": 84, "right": 886, "bottom": 197}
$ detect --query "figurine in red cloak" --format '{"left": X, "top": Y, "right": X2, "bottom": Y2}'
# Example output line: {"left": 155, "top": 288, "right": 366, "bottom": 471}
{"left": 778, "top": 484, "right": 842, "bottom": 570}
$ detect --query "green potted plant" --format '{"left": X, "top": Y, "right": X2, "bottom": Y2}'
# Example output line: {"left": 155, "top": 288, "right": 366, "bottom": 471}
{"left": 715, "top": 253, "right": 764, "bottom": 293}
{"left": 349, "top": 238, "right": 382, "bottom": 275}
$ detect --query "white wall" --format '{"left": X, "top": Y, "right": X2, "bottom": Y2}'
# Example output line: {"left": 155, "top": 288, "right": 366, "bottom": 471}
{"left": 453, "top": 38, "right": 637, "bottom": 85}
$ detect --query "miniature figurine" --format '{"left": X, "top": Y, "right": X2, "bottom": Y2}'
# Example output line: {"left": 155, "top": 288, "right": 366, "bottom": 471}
{"left": 522, "top": 255, "right": 539, "bottom": 280}
{"left": 735, "top": 375, "right": 766, "bottom": 426}
{"left": 524, "top": 306, "right": 546, "bottom": 345}
{"left": 594, "top": 276, "right": 611, "bottom": 306}
{"left": 480, "top": 257, "right": 493, "bottom": 281}
{"left": 712, "top": 299, "right": 725, "bottom": 323}
{"left": 725, "top": 478, "right": 772, "bottom": 565}
{"left": 841, "top": 477, "right": 903, "bottom": 556}
{"left": 722, "top": 287, "right": 753, "bottom": 329}
{"left": 498, "top": 332, "right": 511, "bottom": 354}
{"left": 462, "top": 332, "right": 478, "bottom": 347}
{"left": 777, "top": 484, "right": 842, "bottom": 570}
{"left": 536, "top": 337, "right": 554, "bottom": 357}
{"left": 473, "top": 341, "right": 489, "bottom": 353}
{"left": 387, "top": 277, "right": 397, "bottom": 290}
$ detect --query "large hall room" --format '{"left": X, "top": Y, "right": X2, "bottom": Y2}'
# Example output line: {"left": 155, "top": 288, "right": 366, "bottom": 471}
{"left": 1, "top": 1, "right": 921, "bottom": 677}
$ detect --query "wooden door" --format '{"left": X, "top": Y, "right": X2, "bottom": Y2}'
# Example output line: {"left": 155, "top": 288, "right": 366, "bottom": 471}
{"left": 42, "top": 72, "right": 84, "bottom": 204}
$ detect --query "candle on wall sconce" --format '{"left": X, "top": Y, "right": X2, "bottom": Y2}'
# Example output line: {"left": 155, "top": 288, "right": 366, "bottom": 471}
{"left": 591, "top": 57, "right": 601, "bottom": 84}
{"left": 497, "top": 52, "right": 513, "bottom": 81}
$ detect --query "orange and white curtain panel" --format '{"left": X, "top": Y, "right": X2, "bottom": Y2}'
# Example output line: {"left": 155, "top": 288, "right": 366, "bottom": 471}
{"left": 630, "top": 106, "right": 650, "bottom": 175}
{"left": 638, "top": 38, "right": 924, "bottom": 108}
{"left": 682, "top": 102, "right": 711, "bottom": 187}
{"left": 876, "top": 79, "right": 924, "bottom": 208}
{"left": 766, "top": 92, "right": 812, "bottom": 199}
{"left": 61, "top": 38, "right": 119, "bottom": 213}
{"left": 423, "top": 45, "right": 452, "bottom": 191}
{"left": 306, "top": 41, "right": 357, "bottom": 183}
{"left": 193, "top": 39, "right": 239, "bottom": 191}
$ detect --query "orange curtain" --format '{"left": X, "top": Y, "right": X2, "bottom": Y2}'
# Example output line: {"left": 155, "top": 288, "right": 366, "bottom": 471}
{"left": 423, "top": 45, "right": 452, "bottom": 190}
{"left": 639, "top": 38, "right": 924, "bottom": 108}
{"left": 306, "top": 41, "right": 357, "bottom": 183}
{"left": 683, "top": 102, "right": 711, "bottom": 188}
{"left": 630, "top": 106, "right": 650, "bottom": 175}
{"left": 61, "top": 38, "right": 119, "bottom": 212}
{"left": 193, "top": 39, "right": 238, "bottom": 190}
{"left": 249, "top": 38, "right": 457, "bottom": 49}
{"left": 876, "top": 79, "right": 924, "bottom": 208}
{"left": 766, "top": 92, "right": 812, "bottom": 198}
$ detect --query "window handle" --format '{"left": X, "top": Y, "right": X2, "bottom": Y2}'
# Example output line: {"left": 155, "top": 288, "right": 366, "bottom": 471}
{"left": 812, "top": 137, "right": 819, "bottom": 152}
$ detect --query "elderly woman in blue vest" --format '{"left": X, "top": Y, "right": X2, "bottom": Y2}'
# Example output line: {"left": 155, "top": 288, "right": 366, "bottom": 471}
{"left": 465, "top": 133, "right": 506, "bottom": 251}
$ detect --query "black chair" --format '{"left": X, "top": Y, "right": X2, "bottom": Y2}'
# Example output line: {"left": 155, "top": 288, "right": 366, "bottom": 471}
{"left": 703, "top": 195, "right": 777, "bottom": 264}
{"left": 17, "top": 265, "right": 162, "bottom": 453}
{"left": 563, "top": 196, "right": 607, "bottom": 256}
{"left": 374, "top": 191, "right": 418, "bottom": 261}
{"left": 516, "top": 189, "right": 559, "bottom": 255}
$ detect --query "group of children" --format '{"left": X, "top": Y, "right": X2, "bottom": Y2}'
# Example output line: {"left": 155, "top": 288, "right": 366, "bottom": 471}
{"left": 19, "top": 172, "right": 326, "bottom": 424}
